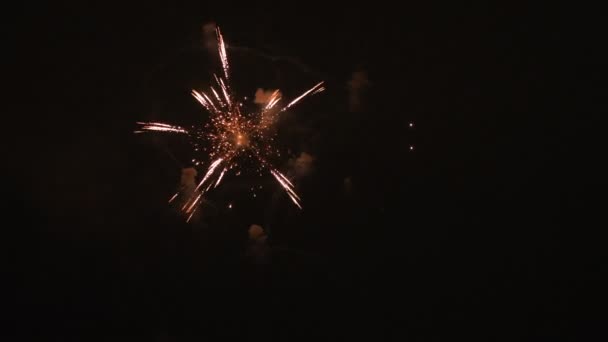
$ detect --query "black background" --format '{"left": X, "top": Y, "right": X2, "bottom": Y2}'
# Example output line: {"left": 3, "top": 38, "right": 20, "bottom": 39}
{"left": 6, "top": 2, "right": 606, "bottom": 339}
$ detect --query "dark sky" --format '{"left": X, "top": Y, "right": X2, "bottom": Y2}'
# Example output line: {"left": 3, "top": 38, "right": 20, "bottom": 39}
{"left": 7, "top": 2, "right": 605, "bottom": 339}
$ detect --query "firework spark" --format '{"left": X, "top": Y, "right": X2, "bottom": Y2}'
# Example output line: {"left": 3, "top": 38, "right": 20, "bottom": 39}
{"left": 271, "top": 169, "right": 302, "bottom": 209}
{"left": 280, "top": 81, "right": 325, "bottom": 112}
{"left": 216, "top": 27, "right": 230, "bottom": 81}
{"left": 135, "top": 122, "right": 188, "bottom": 134}
{"left": 215, "top": 168, "right": 227, "bottom": 188}
{"left": 168, "top": 192, "right": 179, "bottom": 203}
{"left": 135, "top": 26, "right": 323, "bottom": 219}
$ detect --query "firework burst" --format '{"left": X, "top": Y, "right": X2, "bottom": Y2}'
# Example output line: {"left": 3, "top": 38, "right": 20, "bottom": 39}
{"left": 136, "top": 26, "right": 324, "bottom": 217}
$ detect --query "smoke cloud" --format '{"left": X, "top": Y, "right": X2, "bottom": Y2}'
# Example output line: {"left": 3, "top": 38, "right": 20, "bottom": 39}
{"left": 347, "top": 70, "right": 370, "bottom": 112}
{"left": 289, "top": 152, "right": 314, "bottom": 178}
{"left": 247, "top": 224, "right": 270, "bottom": 265}
{"left": 254, "top": 88, "right": 282, "bottom": 105}
{"left": 201, "top": 22, "right": 218, "bottom": 52}
{"left": 343, "top": 176, "right": 353, "bottom": 195}
{"left": 180, "top": 167, "right": 198, "bottom": 197}
{"left": 248, "top": 224, "right": 266, "bottom": 241}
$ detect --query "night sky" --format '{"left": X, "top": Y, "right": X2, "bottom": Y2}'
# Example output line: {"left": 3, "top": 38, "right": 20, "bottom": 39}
{"left": 7, "top": 2, "right": 605, "bottom": 339}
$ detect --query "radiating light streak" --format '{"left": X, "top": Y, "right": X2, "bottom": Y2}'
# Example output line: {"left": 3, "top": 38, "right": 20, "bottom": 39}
{"left": 186, "top": 207, "right": 197, "bottom": 223}
{"left": 135, "top": 122, "right": 188, "bottom": 133}
{"left": 195, "top": 158, "right": 223, "bottom": 192}
{"left": 216, "top": 27, "right": 230, "bottom": 80}
{"left": 265, "top": 90, "right": 281, "bottom": 110}
{"left": 186, "top": 193, "right": 203, "bottom": 213}
{"left": 280, "top": 81, "right": 324, "bottom": 112}
{"left": 214, "top": 168, "right": 227, "bottom": 188}
{"left": 271, "top": 169, "right": 302, "bottom": 208}
{"left": 210, "top": 87, "right": 225, "bottom": 107}
{"left": 275, "top": 169, "right": 295, "bottom": 189}
{"left": 168, "top": 193, "right": 179, "bottom": 203}
{"left": 219, "top": 78, "right": 231, "bottom": 106}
